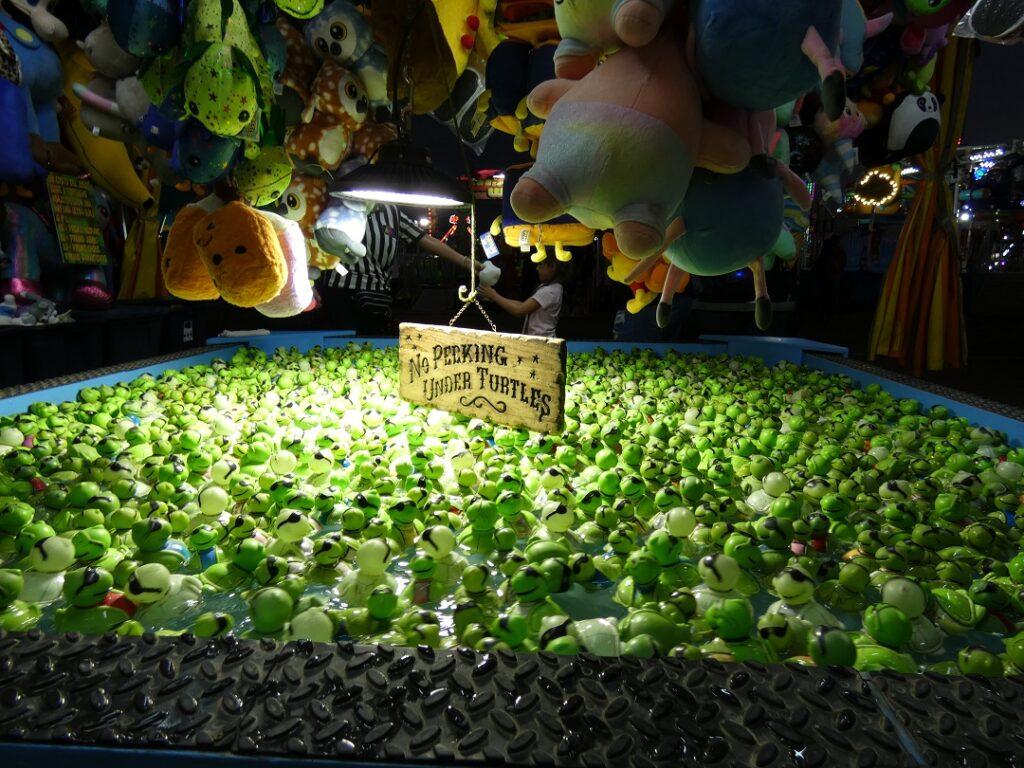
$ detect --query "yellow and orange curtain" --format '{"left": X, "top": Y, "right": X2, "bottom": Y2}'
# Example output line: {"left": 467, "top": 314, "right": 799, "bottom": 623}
{"left": 868, "top": 38, "right": 975, "bottom": 375}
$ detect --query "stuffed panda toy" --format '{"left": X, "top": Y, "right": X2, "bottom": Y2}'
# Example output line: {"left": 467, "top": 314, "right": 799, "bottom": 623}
{"left": 855, "top": 90, "right": 941, "bottom": 168}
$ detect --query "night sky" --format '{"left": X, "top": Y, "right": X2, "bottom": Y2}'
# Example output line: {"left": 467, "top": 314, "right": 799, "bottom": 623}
{"left": 963, "top": 41, "right": 1024, "bottom": 147}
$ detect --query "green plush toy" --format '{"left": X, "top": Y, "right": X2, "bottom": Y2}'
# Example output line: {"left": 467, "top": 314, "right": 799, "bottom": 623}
{"left": 232, "top": 146, "right": 293, "bottom": 206}
{"left": 184, "top": 44, "right": 258, "bottom": 138}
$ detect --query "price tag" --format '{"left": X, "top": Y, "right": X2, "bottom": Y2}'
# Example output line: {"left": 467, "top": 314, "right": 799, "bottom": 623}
{"left": 518, "top": 228, "right": 531, "bottom": 252}
{"left": 480, "top": 232, "right": 499, "bottom": 259}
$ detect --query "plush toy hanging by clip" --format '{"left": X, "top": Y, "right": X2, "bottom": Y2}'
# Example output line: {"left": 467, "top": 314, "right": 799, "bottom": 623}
{"left": 510, "top": 29, "right": 750, "bottom": 263}
{"left": 491, "top": 164, "right": 593, "bottom": 263}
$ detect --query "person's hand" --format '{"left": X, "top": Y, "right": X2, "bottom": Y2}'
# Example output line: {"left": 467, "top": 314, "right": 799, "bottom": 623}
{"left": 479, "top": 262, "right": 501, "bottom": 287}
{"left": 478, "top": 284, "right": 499, "bottom": 302}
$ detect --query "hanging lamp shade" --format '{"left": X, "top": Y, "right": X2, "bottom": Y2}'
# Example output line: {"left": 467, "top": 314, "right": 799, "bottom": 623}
{"left": 331, "top": 139, "right": 472, "bottom": 208}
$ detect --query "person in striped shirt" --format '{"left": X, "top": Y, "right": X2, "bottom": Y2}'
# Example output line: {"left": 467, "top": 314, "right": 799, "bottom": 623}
{"left": 320, "top": 203, "right": 487, "bottom": 335}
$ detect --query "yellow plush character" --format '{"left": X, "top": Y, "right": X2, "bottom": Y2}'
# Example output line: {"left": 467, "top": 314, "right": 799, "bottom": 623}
{"left": 374, "top": 0, "right": 499, "bottom": 114}
{"left": 490, "top": 164, "right": 593, "bottom": 262}
{"left": 602, "top": 232, "right": 689, "bottom": 314}
{"left": 193, "top": 202, "right": 287, "bottom": 307}
{"left": 162, "top": 205, "right": 220, "bottom": 301}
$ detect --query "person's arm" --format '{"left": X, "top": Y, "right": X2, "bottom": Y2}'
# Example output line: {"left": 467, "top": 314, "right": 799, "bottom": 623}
{"left": 478, "top": 285, "right": 541, "bottom": 317}
{"left": 418, "top": 234, "right": 484, "bottom": 272}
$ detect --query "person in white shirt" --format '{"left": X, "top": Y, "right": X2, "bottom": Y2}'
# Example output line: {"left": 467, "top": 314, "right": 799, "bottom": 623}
{"left": 479, "top": 259, "right": 565, "bottom": 338}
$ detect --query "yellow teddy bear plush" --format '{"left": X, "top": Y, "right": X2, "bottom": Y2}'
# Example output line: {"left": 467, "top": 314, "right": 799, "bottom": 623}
{"left": 192, "top": 202, "right": 288, "bottom": 307}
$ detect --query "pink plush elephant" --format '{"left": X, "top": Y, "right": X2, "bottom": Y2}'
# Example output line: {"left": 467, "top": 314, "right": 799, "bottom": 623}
{"left": 553, "top": 0, "right": 677, "bottom": 78}
{"left": 510, "top": 31, "right": 750, "bottom": 262}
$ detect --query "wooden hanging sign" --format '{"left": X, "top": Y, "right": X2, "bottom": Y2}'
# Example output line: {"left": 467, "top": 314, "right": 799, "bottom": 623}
{"left": 399, "top": 322, "right": 566, "bottom": 434}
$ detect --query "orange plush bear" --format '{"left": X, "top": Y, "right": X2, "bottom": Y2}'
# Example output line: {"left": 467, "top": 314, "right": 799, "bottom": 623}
{"left": 162, "top": 205, "right": 220, "bottom": 301}
{"left": 193, "top": 202, "right": 287, "bottom": 307}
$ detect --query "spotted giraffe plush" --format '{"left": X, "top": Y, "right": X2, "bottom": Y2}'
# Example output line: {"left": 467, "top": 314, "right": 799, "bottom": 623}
{"left": 302, "top": 60, "right": 369, "bottom": 131}
{"left": 277, "top": 172, "right": 339, "bottom": 272}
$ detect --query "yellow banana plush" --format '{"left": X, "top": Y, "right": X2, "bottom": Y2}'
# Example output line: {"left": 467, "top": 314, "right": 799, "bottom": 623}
{"left": 56, "top": 44, "right": 153, "bottom": 209}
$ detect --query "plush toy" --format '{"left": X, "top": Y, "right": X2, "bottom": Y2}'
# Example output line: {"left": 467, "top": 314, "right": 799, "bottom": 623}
{"left": 838, "top": 0, "right": 894, "bottom": 75}
{"left": 285, "top": 113, "right": 351, "bottom": 170}
{"left": 307, "top": 0, "right": 388, "bottom": 106}
{"left": 315, "top": 160, "right": 367, "bottom": 266}
{"left": 0, "top": 203, "right": 59, "bottom": 300}
{"left": 511, "top": 31, "right": 750, "bottom": 262}
{"left": 352, "top": 121, "right": 397, "bottom": 160}
{"left": 5, "top": 0, "right": 66, "bottom": 43}
{"left": 602, "top": 232, "right": 689, "bottom": 314}
{"left": 814, "top": 107, "right": 866, "bottom": 205}
{"left": 56, "top": 44, "right": 153, "bottom": 208}
{"left": 275, "top": 0, "right": 324, "bottom": 20}
{"left": 74, "top": 76, "right": 138, "bottom": 140}
{"left": 0, "top": 29, "right": 38, "bottom": 184}
{"left": 302, "top": 60, "right": 369, "bottom": 130}
{"left": 897, "top": 0, "right": 973, "bottom": 55}
{"left": 277, "top": 172, "right": 338, "bottom": 270}
{"left": 183, "top": 44, "right": 258, "bottom": 138}
{"left": 492, "top": 163, "right": 593, "bottom": 262}
{"left": 105, "top": 0, "right": 182, "bottom": 58}
{"left": 80, "top": 23, "right": 140, "bottom": 78}
{"left": 482, "top": 39, "right": 556, "bottom": 156}
{"left": 689, "top": 0, "right": 847, "bottom": 120}
{"left": 193, "top": 201, "right": 288, "bottom": 306}
{"left": 232, "top": 146, "right": 293, "bottom": 206}
{"left": 660, "top": 167, "right": 786, "bottom": 329}
{"left": 162, "top": 204, "right": 219, "bottom": 300}
{"left": 275, "top": 17, "right": 318, "bottom": 117}
{"left": 855, "top": 89, "right": 941, "bottom": 168}
{"left": 171, "top": 119, "right": 240, "bottom": 183}
{"left": 553, "top": 0, "right": 676, "bottom": 79}
{"left": 0, "top": 11, "right": 62, "bottom": 153}
{"left": 372, "top": 0, "right": 490, "bottom": 113}
{"left": 253, "top": 210, "right": 313, "bottom": 317}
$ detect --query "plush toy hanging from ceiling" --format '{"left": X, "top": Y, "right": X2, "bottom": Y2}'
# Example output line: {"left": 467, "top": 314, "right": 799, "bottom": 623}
{"left": 0, "top": 9, "right": 77, "bottom": 182}
{"left": 855, "top": 89, "right": 941, "bottom": 168}
{"left": 285, "top": 57, "right": 369, "bottom": 169}
{"left": 373, "top": 0, "right": 497, "bottom": 114}
{"left": 0, "top": 26, "right": 37, "bottom": 184}
{"left": 894, "top": 0, "right": 973, "bottom": 55}
{"left": 275, "top": 16, "right": 318, "bottom": 121}
{"left": 105, "top": 0, "right": 182, "bottom": 57}
{"left": 171, "top": 119, "right": 241, "bottom": 184}
{"left": 491, "top": 163, "right": 594, "bottom": 263}
{"left": 553, "top": 0, "right": 676, "bottom": 79}
{"left": 276, "top": 171, "right": 339, "bottom": 272}
{"left": 55, "top": 44, "right": 153, "bottom": 208}
{"left": 510, "top": 29, "right": 750, "bottom": 263}
{"left": 232, "top": 145, "right": 294, "bottom": 206}
{"left": 602, "top": 232, "right": 689, "bottom": 315}
{"left": 480, "top": 39, "right": 556, "bottom": 157}
{"left": 689, "top": 0, "right": 848, "bottom": 120}
{"left": 307, "top": 0, "right": 388, "bottom": 107}
{"left": 192, "top": 201, "right": 288, "bottom": 306}
{"left": 658, "top": 166, "right": 786, "bottom": 330}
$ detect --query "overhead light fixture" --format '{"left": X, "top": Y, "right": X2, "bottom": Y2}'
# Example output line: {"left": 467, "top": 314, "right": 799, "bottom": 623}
{"left": 332, "top": 140, "right": 472, "bottom": 208}
{"left": 330, "top": 0, "right": 472, "bottom": 210}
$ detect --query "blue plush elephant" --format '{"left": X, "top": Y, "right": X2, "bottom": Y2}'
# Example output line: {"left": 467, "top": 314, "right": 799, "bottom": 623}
{"left": 690, "top": 0, "right": 846, "bottom": 119}
{"left": 658, "top": 166, "right": 784, "bottom": 329}
{"left": 0, "top": 10, "right": 61, "bottom": 141}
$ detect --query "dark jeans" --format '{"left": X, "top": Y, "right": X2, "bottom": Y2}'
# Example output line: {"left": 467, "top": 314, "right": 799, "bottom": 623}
{"left": 318, "top": 282, "right": 394, "bottom": 336}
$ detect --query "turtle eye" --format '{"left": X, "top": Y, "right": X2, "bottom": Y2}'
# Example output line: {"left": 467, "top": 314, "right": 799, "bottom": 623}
{"left": 238, "top": 110, "right": 250, "bottom": 123}
{"left": 330, "top": 23, "right": 347, "bottom": 40}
